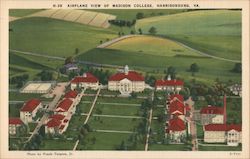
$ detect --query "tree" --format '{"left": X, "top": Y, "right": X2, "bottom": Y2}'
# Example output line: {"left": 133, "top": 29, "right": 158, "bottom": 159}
{"left": 130, "top": 30, "right": 135, "bottom": 34}
{"left": 39, "top": 70, "right": 53, "bottom": 81}
{"left": 165, "top": 66, "right": 176, "bottom": 79}
{"left": 136, "top": 12, "right": 144, "bottom": 19}
{"left": 231, "top": 63, "right": 242, "bottom": 73}
{"left": 148, "top": 26, "right": 157, "bottom": 34}
{"left": 75, "top": 48, "right": 79, "bottom": 55}
{"left": 138, "top": 28, "right": 143, "bottom": 35}
{"left": 190, "top": 63, "right": 199, "bottom": 76}
{"left": 65, "top": 56, "right": 74, "bottom": 64}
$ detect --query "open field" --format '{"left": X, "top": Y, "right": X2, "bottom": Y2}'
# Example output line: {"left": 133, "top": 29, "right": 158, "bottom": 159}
{"left": 88, "top": 117, "right": 141, "bottom": 131}
{"left": 97, "top": 96, "right": 144, "bottom": 104}
{"left": 136, "top": 10, "right": 241, "bottom": 61}
{"left": 106, "top": 35, "right": 202, "bottom": 57}
{"left": 77, "top": 132, "right": 144, "bottom": 150}
{"left": 90, "top": 9, "right": 188, "bottom": 21}
{"left": 198, "top": 145, "right": 242, "bottom": 151}
{"left": 77, "top": 48, "right": 241, "bottom": 85}
{"left": 40, "top": 139, "right": 75, "bottom": 150}
{"left": 9, "top": 9, "right": 44, "bottom": 17}
{"left": 149, "top": 144, "right": 189, "bottom": 151}
{"left": 10, "top": 17, "right": 117, "bottom": 57}
{"left": 24, "top": 9, "right": 116, "bottom": 28}
{"left": 93, "top": 103, "right": 141, "bottom": 116}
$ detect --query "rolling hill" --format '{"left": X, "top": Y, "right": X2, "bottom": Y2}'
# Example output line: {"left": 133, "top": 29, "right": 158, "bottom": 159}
{"left": 136, "top": 10, "right": 241, "bottom": 61}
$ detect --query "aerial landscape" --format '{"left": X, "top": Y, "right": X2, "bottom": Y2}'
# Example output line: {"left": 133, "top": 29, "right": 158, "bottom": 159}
{"left": 8, "top": 9, "right": 242, "bottom": 151}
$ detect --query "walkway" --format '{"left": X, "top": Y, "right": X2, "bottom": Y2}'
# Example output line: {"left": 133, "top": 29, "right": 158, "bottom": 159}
{"left": 144, "top": 91, "right": 154, "bottom": 151}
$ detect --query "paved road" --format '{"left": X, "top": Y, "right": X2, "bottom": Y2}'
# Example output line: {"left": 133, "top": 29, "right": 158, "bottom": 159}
{"left": 188, "top": 97, "right": 198, "bottom": 151}
{"left": 97, "top": 35, "right": 142, "bottom": 48}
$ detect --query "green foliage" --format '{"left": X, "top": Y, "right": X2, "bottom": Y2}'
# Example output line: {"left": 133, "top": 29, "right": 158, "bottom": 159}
{"left": 148, "top": 26, "right": 157, "bottom": 34}
{"left": 38, "top": 70, "right": 53, "bottom": 81}
{"left": 136, "top": 12, "right": 144, "bottom": 19}
{"left": 231, "top": 63, "right": 242, "bottom": 73}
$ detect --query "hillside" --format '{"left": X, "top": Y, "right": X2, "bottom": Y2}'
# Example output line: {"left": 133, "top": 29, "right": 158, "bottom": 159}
{"left": 106, "top": 35, "right": 202, "bottom": 57}
{"left": 136, "top": 10, "right": 241, "bottom": 61}
{"left": 9, "top": 17, "right": 117, "bottom": 57}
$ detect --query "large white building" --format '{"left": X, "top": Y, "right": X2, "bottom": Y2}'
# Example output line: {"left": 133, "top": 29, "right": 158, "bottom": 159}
{"left": 204, "top": 124, "right": 242, "bottom": 146}
{"left": 200, "top": 96, "right": 227, "bottom": 125}
{"left": 165, "top": 117, "right": 186, "bottom": 143}
{"left": 20, "top": 99, "right": 42, "bottom": 124}
{"left": 71, "top": 73, "right": 99, "bottom": 90}
{"left": 108, "top": 65, "right": 145, "bottom": 95}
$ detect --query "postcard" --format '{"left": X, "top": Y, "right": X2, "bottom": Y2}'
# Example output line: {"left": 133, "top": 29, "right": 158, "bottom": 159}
{"left": 0, "top": 0, "right": 249, "bottom": 158}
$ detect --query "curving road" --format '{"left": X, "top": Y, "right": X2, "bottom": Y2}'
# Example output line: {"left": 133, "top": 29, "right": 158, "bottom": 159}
{"left": 96, "top": 34, "right": 240, "bottom": 63}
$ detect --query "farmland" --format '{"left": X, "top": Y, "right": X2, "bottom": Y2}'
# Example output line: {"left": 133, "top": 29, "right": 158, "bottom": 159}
{"left": 106, "top": 35, "right": 202, "bottom": 57}
{"left": 9, "top": 17, "right": 117, "bottom": 57}
{"left": 136, "top": 10, "right": 241, "bottom": 61}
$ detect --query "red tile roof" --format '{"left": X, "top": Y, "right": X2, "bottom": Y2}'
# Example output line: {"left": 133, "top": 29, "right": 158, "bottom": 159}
{"left": 169, "top": 100, "right": 185, "bottom": 115}
{"left": 168, "top": 117, "right": 186, "bottom": 131}
{"left": 155, "top": 79, "right": 184, "bottom": 87}
{"left": 170, "top": 94, "right": 184, "bottom": 101}
{"left": 200, "top": 106, "right": 224, "bottom": 114}
{"left": 227, "top": 124, "right": 242, "bottom": 132}
{"left": 20, "top": 99, "right": 41, "bottom": 112}
{"left": 204, "top": 124, "right": 242, "bottom": 132}
{"left": 64, "top": 90, "right": 78, "bottom": 99}
{"left": 109, "top": 71, "right": 144, "bottom": 81}
{"left": 56, "top": 98, "right": 73, "bottom": 112}
{"left": 9, "top": 118, "right": 23, "bottom": 125}
{"left": 71, "top": 73, "right": 98, "bottom": 83}
{"left": 49, "top": 114, "right": 65, "bottom": 121}
{"left": 46, "top": 119, "right": 61, "bottom": 128}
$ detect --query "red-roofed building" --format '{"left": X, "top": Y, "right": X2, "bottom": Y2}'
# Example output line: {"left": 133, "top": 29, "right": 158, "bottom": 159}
{"left": 204, "top": 124, "right": 242, "bottom": 146}
{"left": 45, "top": 114, "right": 69, "bottom": 134}
{"left": 71, "top": 72, "right": 99, "bottom": 90}
{"left": 64, "top": 90, "right": 78, "bottom": 99}
{"left": 55, "top": 98, "right": 73, "bottom": 116}
{"left": 20, "top": 99, "right": 42, "bottom": 123}
{"left": 108, "top": 65, "right": 145, "bottom": 95}
{"left": 155, "top": 75, "right": 183, "bottom": 93}
{"left": 200, "top": 105, "right": 224, "bottom": 125}
{"left": 165, "top": 117, "right": 186, "bottom": 143}
{"left": 169, "top": 100, "right": 185, "bottom": 117}
{"left": 9, "top": 118, "right": 24, "bottom": 135}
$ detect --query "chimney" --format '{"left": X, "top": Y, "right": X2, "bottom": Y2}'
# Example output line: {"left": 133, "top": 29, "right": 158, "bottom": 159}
{"left": 223, "top": 95, "right": 227, "bottom": 124}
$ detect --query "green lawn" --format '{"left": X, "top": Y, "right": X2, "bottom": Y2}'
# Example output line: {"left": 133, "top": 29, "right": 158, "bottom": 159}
{"left": 28, "top": 123, "right": 37, "bottom": 132}
{"left": 9, "top": 9, "right": 44, "bottom": 17}
{"left": 64, "top": 115, "right": 87, "bottom": 138}
{"left": 9, "top": 92, "right": 48, "bottom": 101}
{"left": 149, "top": 144, "right": 189, "bottom": 151}
{"left": 136, "top": 10, "right": 241, "bottom": 61}
{"left": 10, "top": 17, "right": 117, "bottom": 57}
{"left": 88, "top": 117, "right": 141, "bottom": 131}
{"left": 107, "top": 35, "right": 202, "bottom": 57}
{"left": 40, "top": 139, "right": 75, "bottom": 150}
{"left": 97, "top": 96, "right": 144, "bottom": 104}
{"left": 93, "top": 103, "right": 141, "bottom": 116}
{"left": 78, "top": 101, "right": 93, "bottom": 114}
{"left": 196, "top": 123, "right": 204, "bottom": 139}
{"left": 9, "top": 103, "right": 22, "bottom": 117}
{"left": 77, "top": 132, "right": 133, "bottom": 150}
{"left": 198, "top": 145, "right": 242, "bottom": 151}
{"left": 152, "top": 107, "right": 165, "bottom": 117}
